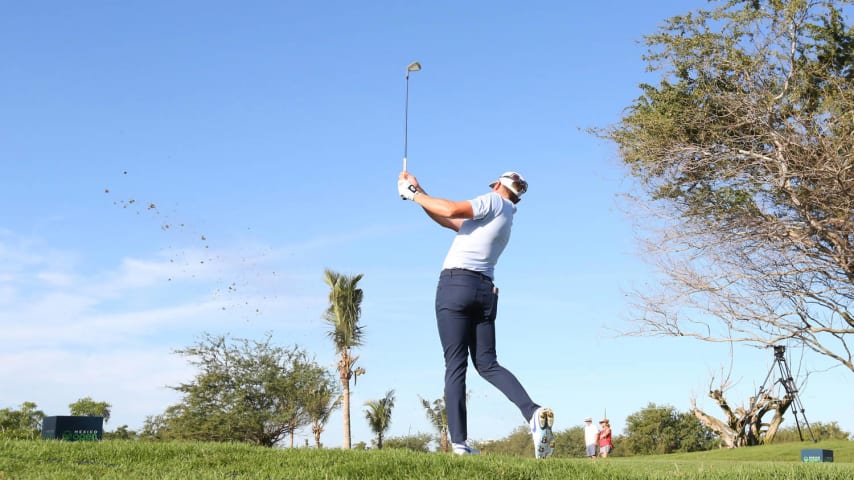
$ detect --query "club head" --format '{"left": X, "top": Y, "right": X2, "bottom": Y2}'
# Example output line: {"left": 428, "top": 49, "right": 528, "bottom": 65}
{"left": 407, "top": 61, "right": 421, "bottom": 72}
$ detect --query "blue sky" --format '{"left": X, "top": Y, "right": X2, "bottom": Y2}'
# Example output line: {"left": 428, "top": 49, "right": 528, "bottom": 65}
{"left": 2, "top": 1, "right": 851, "bottom": 448}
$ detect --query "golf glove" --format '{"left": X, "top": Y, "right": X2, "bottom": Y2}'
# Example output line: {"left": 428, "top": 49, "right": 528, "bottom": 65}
{"left": 398, "top": 178, "right": 419, "bottom": 201}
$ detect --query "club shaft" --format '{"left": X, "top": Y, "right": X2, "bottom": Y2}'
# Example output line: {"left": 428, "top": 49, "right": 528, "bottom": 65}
{"left": 404, "top": 72, "right": 410, "bottom": 172}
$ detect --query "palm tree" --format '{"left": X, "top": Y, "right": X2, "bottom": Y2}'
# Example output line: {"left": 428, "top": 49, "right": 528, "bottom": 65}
{"left": 419, "top": 395, "right": 449, "bottom": 453}
{"left": 364, "top": 390, "right": 396, "bottom": 449}
{"left": 304, "top": 371, "right": 342, "bottom": 448}
{"left": 323, "top": 269, "right": 366, "bottom": 449}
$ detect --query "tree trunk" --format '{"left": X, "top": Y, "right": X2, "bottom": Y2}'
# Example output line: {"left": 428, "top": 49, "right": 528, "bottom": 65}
{"left": 342, "top": 381, "right": 351, "bottom": 449}
{"left": 341, "top": 358, "right": 352, "bottom": 450}
{"left": 691, "top": 388, "right": 794, "bottom": 447}
{"left": 690, "top": 405, "right": 739, "bottom": 448}
{"left": 759, "top": 395, "right": 792, "bottom": 444}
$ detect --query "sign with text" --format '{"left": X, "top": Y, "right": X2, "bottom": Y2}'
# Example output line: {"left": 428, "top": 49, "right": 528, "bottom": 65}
{"left": 41, "top": 416, "right": 103, "bottom": 441}
{"left": 801, "top": 449, "right": 834, "bottom": 463}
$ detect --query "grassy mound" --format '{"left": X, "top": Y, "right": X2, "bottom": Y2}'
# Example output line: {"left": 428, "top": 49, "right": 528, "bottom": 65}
{"left": 1, "top": 439, "right": 851, "bottom": 479}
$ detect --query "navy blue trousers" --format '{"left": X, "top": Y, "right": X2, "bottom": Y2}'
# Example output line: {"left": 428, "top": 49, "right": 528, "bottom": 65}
{"left": 435, "top": 268, "right": 538, "bottom": 444}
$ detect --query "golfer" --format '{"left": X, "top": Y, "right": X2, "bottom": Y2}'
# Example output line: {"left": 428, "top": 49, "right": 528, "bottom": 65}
{"left": 398, "top": 171, "right": 555, "bottom": 458}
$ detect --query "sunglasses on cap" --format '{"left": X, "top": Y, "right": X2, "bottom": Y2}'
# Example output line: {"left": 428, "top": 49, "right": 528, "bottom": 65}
{"left": 501, "top": 173, "right": 528, "bottom": 196}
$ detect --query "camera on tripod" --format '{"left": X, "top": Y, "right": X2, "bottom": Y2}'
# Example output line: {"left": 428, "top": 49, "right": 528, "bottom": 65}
{"left": 752, "top": 344, "right": 815, "bottom": 442}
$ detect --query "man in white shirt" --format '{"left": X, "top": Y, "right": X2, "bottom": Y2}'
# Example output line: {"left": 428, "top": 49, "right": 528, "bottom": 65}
{"left": 398, "top": 171, "right": 555, "bottom": 458}
{"left": 584, "top": 417, "right": 600, "bottom": 459}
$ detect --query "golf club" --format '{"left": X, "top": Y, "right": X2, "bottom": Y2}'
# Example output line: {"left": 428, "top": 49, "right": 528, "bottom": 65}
{"left": 403, "top": 61, "right": 421, "bottom": 172}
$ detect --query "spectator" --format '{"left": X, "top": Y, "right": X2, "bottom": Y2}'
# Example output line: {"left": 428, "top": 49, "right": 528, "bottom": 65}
{"left": 598, "top": 419, "right": 613, "bottom": 458}
{"left": 583, "top": 417, "right": 599, "bottom": 459}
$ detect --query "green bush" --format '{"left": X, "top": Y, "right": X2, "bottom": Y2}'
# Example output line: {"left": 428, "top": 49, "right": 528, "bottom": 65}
{"left": 382, "top": 433, "right": 432, "bottom": 452}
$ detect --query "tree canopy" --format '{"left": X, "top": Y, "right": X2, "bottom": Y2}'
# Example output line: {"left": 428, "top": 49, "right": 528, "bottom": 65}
{"left": 69, "top": 397, "right": 112, "bottom": 423}
{"left": 623, "top": 403, "right": 718, "bottom": 455}
{"left": 0, "top": 402, "right": 44, "bottom": 439}
{"left": 597, "top": 0, "right": 854, "bottom": 372}
{"left": 150, "top": 333, "right": 333, "bottom": 447}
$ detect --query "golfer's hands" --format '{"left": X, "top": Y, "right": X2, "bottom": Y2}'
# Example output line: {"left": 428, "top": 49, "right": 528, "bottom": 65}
{"left": 398, "top": 172, "right": 420, "bottom": 201}
{"left": 398, "top": 178, "right": 418, "bottom": 200}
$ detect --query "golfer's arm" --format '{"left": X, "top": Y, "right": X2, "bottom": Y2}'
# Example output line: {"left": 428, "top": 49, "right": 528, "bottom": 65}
{"left": 413, "top": 194, "right": 472, "bottom": 231}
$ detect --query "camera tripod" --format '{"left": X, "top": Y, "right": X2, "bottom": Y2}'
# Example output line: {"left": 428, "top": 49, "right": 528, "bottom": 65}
{"left": 749, "top": 345, "right": 815, "bottom": 442}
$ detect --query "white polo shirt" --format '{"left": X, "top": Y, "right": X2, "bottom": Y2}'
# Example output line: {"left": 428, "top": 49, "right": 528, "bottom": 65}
{"left": 441, "top": 192, "right": 515, "bottom": 280}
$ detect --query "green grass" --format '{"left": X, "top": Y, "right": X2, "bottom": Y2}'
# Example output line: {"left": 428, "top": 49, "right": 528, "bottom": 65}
{"left": 1, "top": 439, "right": 852, "bottom": 479}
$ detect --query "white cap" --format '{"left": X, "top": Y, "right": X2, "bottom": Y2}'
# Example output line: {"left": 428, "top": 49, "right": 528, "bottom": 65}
{"left": 488, "top": 171, "right": 528, "bottom": 197}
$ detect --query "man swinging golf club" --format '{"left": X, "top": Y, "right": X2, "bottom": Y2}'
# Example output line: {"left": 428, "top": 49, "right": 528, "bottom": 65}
{"left": 398, "top": 170, "right": 556, "bottom": 458}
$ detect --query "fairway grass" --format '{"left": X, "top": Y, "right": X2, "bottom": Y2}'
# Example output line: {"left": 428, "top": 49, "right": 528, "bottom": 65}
{"left": 1, "top": 439, "right": 852, "bottom": 479}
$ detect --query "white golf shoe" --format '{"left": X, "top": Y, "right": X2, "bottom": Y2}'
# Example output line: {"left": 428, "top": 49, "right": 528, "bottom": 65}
{"left": 452, "top": 441, "right": 481, "bottom": 455}
{"left": 530, "top": 407, "right": 555, "bottom": 459}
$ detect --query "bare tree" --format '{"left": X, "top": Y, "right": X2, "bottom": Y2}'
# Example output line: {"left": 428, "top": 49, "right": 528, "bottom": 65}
{"left": 690, "top": 374, "right": 793, "bottom": 448}
{"left": 596, "top": 0, "right": 854, "bottom": 372}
